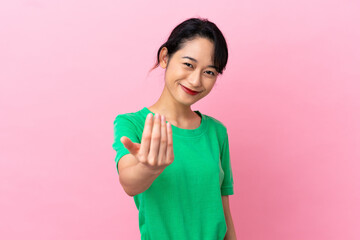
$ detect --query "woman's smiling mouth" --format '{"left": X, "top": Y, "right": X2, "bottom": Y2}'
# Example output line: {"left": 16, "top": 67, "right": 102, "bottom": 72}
{"left": 180, "top": 84, "right": 201, "bottom": 95}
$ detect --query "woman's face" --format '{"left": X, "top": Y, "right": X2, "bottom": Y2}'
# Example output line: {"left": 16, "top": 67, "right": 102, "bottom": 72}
{"left": 160, "top": 37, "right": 219, "bottom": 107}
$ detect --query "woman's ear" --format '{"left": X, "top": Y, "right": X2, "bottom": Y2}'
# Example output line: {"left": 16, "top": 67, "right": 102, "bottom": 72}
{"left": 159, "top": 47, "right": 169, "bottom": 69}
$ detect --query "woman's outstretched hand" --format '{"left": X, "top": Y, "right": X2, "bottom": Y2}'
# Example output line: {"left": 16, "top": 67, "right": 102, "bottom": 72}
{"left": 120, "top": 113, "right": 174, "bottom": 174}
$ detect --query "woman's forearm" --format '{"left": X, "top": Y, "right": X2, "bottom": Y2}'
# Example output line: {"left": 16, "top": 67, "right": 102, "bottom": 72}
{"left": 224, "top": 216, "right": 237, "bottom": 240}
{"left": 222, "top": 195, "right": 237, "bottom": 240}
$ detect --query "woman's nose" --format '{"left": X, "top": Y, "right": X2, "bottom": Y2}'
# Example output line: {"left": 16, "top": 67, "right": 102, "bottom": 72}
{"left": 188, "top": 71, "right": 202, "bottom": 87}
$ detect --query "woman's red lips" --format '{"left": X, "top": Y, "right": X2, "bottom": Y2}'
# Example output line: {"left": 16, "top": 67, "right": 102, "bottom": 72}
{"left": 181, "top": 84, "right": 200, "bottom": 95}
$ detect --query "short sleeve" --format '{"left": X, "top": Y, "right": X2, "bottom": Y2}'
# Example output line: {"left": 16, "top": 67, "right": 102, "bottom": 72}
{"left": 220, "top": 131, "right": 234, "bottom": 195}
{"left": 112, "top": 115, "right": 140, "bottom": 175}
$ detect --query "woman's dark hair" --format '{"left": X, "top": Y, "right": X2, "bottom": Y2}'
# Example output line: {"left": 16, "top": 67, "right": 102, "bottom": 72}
{"left": 148, "top": 17, "right": 228, "bottom": 75}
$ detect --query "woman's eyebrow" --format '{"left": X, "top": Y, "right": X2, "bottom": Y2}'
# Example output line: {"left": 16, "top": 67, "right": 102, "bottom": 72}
{"left": 182, "top": 56, "right": 217, "bottom": 70}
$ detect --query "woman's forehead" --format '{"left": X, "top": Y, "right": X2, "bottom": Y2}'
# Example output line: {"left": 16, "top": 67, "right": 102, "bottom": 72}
{"left": 176, "top": 41, "right": 215, "bottom": 62}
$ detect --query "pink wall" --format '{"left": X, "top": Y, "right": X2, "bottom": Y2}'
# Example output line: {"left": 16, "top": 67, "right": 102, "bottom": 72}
{"left": 1, "top": 1, "right": 359, "bottom": 239}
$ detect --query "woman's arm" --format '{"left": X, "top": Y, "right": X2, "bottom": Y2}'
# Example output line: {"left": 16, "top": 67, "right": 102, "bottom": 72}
{"left": 222, "top": 195, "right": 237, "bottom": 240}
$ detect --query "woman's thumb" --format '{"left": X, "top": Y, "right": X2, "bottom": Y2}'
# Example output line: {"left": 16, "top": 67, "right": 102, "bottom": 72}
{"left": 120, "top": 136, "right": 137, "bottom": 154}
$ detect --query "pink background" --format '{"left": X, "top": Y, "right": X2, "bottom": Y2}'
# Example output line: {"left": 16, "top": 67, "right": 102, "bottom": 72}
{"left": 1, "top": 1, "right": 359, "bottom": 239}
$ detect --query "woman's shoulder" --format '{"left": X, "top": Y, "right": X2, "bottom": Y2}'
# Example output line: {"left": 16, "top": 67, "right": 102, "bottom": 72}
{"left": 202, "top": 113, "right": 228, "bottom": 133}
{"left": 113, "top": 108, "right": 146, "bottom": 127}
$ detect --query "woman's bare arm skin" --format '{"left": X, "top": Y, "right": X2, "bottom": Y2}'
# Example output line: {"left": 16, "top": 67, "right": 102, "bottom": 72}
{"left": 222, "top": 195, "right": 237, "bottom": 240}
{"left": 117, "top": 113, "right": 174, "bottom": 196}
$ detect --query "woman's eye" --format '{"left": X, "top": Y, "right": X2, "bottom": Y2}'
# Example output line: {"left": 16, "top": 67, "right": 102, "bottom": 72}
{"left": 183, "top": 63, "right": 216, "bottom": 76}
{"left": 206, "top": 71, "right": 215, "bottom": 76}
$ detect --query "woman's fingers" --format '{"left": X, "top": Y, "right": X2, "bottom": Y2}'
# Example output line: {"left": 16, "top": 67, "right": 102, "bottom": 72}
{"left": 138, "top": 112, "right": 174, "bottom": 171}
{"left": 158, "top": 114, "right": 168, "bottom": 165}
{"left": 149, "top": 113, "right": 161, "bottom": 166}
{"left": 138, "top": 113, "right": 154, "bottom": 162}
{"left": 166, "top": 120, "right": 174, "bottom": 164}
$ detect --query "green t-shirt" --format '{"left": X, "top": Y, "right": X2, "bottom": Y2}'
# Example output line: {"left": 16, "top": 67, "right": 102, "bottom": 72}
{"left": 112, "top": 107, "right": 234, "bottom": 240}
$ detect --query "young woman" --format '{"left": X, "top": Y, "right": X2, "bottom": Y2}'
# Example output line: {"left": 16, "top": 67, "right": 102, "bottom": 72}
{"left": 112, "top": 17, "right": 236, "bottom": 240}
